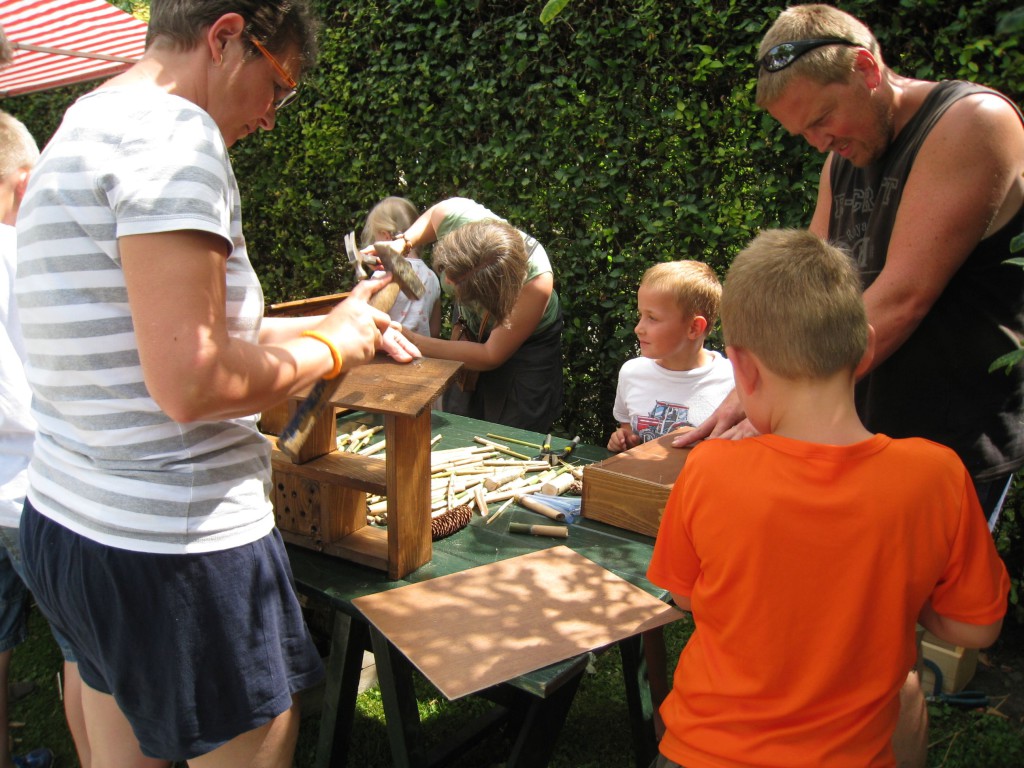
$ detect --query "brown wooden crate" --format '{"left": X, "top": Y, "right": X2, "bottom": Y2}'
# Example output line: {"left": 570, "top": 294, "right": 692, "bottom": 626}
{"left": 581, "top": 432, "right": 690, "bottom": 537}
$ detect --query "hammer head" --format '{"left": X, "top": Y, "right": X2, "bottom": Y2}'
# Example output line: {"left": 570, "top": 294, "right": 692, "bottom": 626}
{"left": 373, "top": 240, "right": 427, "bottom": 301}
{"left": 344, "top": 231, "right": 426, "bottom": 301}
{"left": 344, "top": 231, "right": 372, "bottom": 280}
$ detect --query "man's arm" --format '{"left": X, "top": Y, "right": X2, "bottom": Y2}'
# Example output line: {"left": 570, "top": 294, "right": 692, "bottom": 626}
{"left": 671, "top": 388, "right": 758, "bottom": 447}
{"left": 846, "top": 94, "right": 1024, "bottom": 370}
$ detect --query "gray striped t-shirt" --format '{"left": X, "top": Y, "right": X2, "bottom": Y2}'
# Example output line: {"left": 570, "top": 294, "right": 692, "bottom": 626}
{"left": 15, "top": 86, "right": 273, "bottom": 554}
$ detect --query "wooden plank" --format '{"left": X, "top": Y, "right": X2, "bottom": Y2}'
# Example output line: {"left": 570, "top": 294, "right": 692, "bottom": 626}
{"left": 272, "top": 465, "right": 368, "bottom": 544}
{"left": 353, "top": 546, "right": 681, "bottom": 700}
{"left": 289, "top": 356, "right": 462, "bottom": 418}
{"left": 269, "top": 439, "right": 388, "bottom": 496}
{"left": 386, "top": 410, "right": 433, "bottom": 580}
{"left": 326, "top": 526, "right": 390, "bottom": 572}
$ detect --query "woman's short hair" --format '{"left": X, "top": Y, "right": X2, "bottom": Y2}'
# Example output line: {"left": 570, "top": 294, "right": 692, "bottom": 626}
{"left": 755, "top": 4, "right": 879, "bottom": 108}
{"left": 433, "top": 220, "right": 528, "bottom": 324}
{"left": 147, "top": 0, "right": 318, "bottom": 71}
{"left": 722, "top": 229, "right": 868, "bottom": 379}
{"left": 640, "top": 260, "right": 722, "bottom": 328}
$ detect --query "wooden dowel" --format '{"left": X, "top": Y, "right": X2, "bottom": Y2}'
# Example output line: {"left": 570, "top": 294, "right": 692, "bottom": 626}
{"left": 518, "top": 494, "right": 566, "bottom": 521}
{"left": 473, "top": 436, "right": 531, "bottom": 460}
{"left": 508, "top": 523, "right": 568, "bottom": 539}
{"left": 474, "top": 485, "right": 488, "bottom": 516}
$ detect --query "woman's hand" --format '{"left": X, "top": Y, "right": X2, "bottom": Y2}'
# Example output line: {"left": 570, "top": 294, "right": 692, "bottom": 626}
{"left": 317, "top": 276, "right": 421, "bottom": 366}
{"left": 380, "top": 323, "right": 420, "bottom": 362}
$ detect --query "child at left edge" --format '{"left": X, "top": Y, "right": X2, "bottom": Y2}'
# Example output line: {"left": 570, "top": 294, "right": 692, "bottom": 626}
{"left": 607, "top": 260, "right": 733, "bottom": 452}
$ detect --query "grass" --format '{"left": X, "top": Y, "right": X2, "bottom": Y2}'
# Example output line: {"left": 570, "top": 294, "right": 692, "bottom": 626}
{"left": 10, "top": 605, "right": 1024, "bottom": 767}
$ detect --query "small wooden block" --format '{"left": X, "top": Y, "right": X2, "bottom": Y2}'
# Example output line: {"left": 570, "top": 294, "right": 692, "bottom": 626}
{"left": 581, "top": 432, "right": 690, "bottom": 537}
{"left": 921, "top": 631, "right": 979, "bottom": 694}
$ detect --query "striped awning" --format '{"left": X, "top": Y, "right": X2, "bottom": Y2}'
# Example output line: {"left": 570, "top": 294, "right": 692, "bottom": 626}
{"left": 0, "top": 0, "right": 147, "bottom": 98}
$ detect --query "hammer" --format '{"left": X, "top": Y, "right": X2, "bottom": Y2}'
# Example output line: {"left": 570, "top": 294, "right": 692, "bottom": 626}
{"left": 277, "top": 234, "right": 426, "bottom": 462}
{"left": 346, "top": 231, "right": 426, "bottom": 311}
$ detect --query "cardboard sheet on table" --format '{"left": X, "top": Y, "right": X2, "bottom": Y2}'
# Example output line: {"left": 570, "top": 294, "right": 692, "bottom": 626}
{"left": 352, "top": 545, "right": 681, "bottom": 700}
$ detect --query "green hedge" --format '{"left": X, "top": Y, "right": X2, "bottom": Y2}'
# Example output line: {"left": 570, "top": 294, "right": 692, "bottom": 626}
{"left": 7, "top": 0, "right": 1022, "bottom": 443}
{"left": 231, "top": 0, "right": 1023, "bottom": 444}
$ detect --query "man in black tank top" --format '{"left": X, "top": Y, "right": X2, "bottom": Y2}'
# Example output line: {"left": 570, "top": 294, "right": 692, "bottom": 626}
{"left": 682, "top": 4, "right": 1024, "bottom": 525}
{"left": 755, "top": 6, "right": 1024, "bottom": 527}
{"left": 674, "top": 5, "right": 1024, "bottom": 767}
{"left": 759, "top": 7, "right": 1024, "bottom": 768}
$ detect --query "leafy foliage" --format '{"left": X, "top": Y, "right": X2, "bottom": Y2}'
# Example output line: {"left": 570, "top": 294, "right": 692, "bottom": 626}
{"left": 4, "top": 0, "right": 1023, "bottom": 446}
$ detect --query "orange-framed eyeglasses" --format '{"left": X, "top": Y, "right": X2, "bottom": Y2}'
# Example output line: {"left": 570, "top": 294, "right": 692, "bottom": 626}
{"left": 249, "top": 37, "right": 299, "bottom": 110}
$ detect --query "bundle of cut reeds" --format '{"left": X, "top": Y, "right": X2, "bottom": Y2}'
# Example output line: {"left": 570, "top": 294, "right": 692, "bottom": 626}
{"left": 363, "top": 434, "right": 582, "bottom": 532}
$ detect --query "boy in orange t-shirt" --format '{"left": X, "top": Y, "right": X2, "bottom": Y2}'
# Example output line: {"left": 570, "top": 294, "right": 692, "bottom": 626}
{"left": 647, "top": 229, "right": 1009, "bottom": 768}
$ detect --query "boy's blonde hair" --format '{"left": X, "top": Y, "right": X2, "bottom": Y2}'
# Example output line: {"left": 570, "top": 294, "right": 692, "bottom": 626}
{"left": 360, "top": 196, "right": 420, "bottom": 250}
{"left": 755, "top": 4, "right": 880, "bottom": 108}
{"left": 722, "top": 229, "right": 867, "bottom": 379}
{"left": 434, "top": 219, "right": 528, "bottom": 324}
{"left": 640, "top": 260, "right": 722, "bottom": 329}
{"left": 0, "top": 111, "right": 39, "bottom": 178}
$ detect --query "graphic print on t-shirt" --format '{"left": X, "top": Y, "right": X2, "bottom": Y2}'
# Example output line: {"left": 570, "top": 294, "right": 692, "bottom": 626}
{"left": 631, "top": 400, "right": 691, "bottom": 443}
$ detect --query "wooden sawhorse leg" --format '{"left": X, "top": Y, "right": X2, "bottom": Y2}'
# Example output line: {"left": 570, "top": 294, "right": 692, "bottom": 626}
{"left": 620, "top": 632, "right": 659, "bottom": 767}
{"left": 369, "top": 625, "right": 588, "bottom": 768}
{"left": 316, "top": 612, "right": 370, "bottom": 768}
{"left": 503, "top": 670, "right": 584, "bottom": 767}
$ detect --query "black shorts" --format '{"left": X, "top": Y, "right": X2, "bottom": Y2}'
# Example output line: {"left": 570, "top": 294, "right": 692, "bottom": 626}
{"left": 19, "top": 500, "right": 324, "bottom": 760}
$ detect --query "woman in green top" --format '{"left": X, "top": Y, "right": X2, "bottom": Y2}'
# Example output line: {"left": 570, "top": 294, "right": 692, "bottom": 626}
{"left": 388, "top": 197, "right": 563, "bottom": 432}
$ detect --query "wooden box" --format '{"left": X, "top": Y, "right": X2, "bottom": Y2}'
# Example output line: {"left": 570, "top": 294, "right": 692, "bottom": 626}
{"left": 921, "top": 631, "right": 979, "bottom": 694}
{"left": 581, "top": 432, "right": 690, "bottom": 537}
{"left": 268, "top": 355, "right": 462, "bottom": 579}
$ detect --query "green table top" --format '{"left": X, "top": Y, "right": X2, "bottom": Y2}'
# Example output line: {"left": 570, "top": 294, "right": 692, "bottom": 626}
{"left": 284, "top": 411, "right": 669, "bottom": 697}
{"left": 286, "top": 410, "right": 664, "bottom": 607}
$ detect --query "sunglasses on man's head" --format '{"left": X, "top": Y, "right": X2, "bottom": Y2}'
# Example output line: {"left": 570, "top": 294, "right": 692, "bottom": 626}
{"left": 758, "top": 38, "right": 859, "bottom": 72}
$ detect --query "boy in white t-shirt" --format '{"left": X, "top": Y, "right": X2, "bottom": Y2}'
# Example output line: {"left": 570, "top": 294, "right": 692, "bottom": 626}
{"left": 607, "top": 260, "right": 733, "bottom": 452}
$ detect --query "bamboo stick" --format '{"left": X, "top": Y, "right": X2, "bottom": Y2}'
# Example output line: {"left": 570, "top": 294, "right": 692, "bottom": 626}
{"left": 472, "top": 436, "right": 531, "bottom": 460}
{"left": 485, "top": 497, "right": 515, "bottom": 525}
{"left": 518, "top": 494, "right": 566, "bottom": 522}
{"left": 541, "top": 471, "right": 576, "bottom": 496}
{"left": 485, "top": 433, "right": 542, "bottom": 450}
{"left": 483, "top": 466, "right": 525, "bottom": 491}
{"left": 360, "top": 439, "right": 387, "bottom": 455}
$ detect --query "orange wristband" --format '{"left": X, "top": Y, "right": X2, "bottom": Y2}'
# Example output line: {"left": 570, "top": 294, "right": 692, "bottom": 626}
{"left": 302, "top": 330, "right": 343, "bottom": 379}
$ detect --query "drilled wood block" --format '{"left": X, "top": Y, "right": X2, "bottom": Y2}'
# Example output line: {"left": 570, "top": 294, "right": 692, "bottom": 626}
{"left": 272, "top": 463, "right": 368, "bottom": 549}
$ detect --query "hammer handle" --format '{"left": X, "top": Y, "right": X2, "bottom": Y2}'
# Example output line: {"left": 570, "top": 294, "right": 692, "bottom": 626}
{"left": 277, "top": 374, "right": 345, "bottom": 462}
